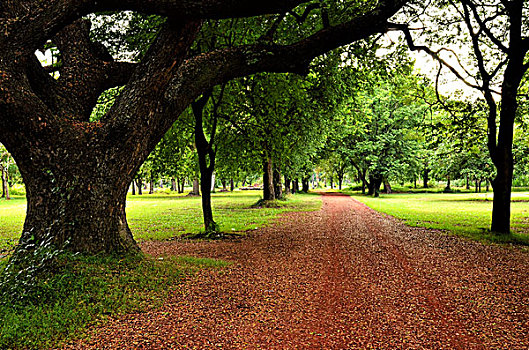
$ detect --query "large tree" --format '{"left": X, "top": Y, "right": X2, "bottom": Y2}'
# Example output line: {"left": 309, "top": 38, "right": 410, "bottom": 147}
{"left": 0, "top": 0, "right": 409, "bottom": 255}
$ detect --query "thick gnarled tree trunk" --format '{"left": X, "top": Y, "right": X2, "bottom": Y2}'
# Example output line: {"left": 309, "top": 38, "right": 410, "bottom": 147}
{"left": 14, "top": 138, "right": 140, "bottom": 254}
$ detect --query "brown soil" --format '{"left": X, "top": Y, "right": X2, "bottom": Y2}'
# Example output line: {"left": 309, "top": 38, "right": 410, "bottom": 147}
{"left": 66, "top": 193, "right": 529, "bottom": 349}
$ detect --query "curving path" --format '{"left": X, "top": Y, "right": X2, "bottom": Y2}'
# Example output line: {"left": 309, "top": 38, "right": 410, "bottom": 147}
{"left": 68, "top": 193, "right": 529, "bottom": 349}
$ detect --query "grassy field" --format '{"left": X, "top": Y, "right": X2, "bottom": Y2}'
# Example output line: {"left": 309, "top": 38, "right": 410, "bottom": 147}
{"left": 349, "top": 191, "right": 529, "bottom": 245}
{"left": 0, "top": 190, "right": 321, "bottom": 349}
{"left": 127, "top": 190, "right": 322, "bottom": 241}
{"left": 0, "top": 190, "right": 322, "bottom": 252}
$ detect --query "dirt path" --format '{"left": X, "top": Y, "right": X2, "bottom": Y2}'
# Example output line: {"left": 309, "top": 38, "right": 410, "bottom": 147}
{"left": 69, "top": 193, "right": 529, "bottom": 349}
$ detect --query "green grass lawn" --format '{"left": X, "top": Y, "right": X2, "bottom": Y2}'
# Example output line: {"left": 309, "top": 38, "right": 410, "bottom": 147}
{"left": 127, "top": 190, "right": 322, "bottom": 241}
{"left": 0, "top": 190, "right": 322, "bottom": 252}
{"left": 349, "top": 191, "right": 529, "bottom": 245}
{"left": 0, "top": 196, "right": 25, "bottom": 252}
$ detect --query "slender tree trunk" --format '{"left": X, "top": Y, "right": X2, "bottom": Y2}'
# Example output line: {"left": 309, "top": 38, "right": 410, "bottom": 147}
{"left": 444, "top": 176, "right": 451, "bottom": 192}
{"left": 192, "top": 92, "right": 219, "bottom": 235}
{"left": 131, "top": 180, "right": 136, "bottom": 195}
{"left": 1, "top": 166, "right": 5, "bottom": 198}
{"left": 273, "top": 167, "right": 282, "bottom": 199}
{"left": 292, "top": 179, "right": 299, "bottom": 194}
{"left": 372, "top": 175, "right": 383, "bottom": 197}
{"left": 210, "top": 172, "right": 216, "bottom": 193}
{"left": 136, "top": 179, "right": 143, "bottom": 195}
{"left": 302, "top": 177, "right": 310, "bottom": 193}
{"left": 199, "top": 166, "right": 216, "bottom": 234}
{"left": 466, "top": 175, "right": 470, "bottom": 190}
{"left": 423, "top": 167, "right": 429, "bottom": 188}
{"left": 1, "top": 166, "right": 9, "bottom": 200}
{"left": 284, "top": 175, "right": 291, "bottom": 195}
{"left": 149, "top": 177, "right": 154, "bottom": 194}
{"left": 383, "top": 178, "right": 392, "bottom": 194}
{"left": 178, "top": 177, "right": 185, "bottom": 193}
{"left": 230, "top": 178, "right": 234, "bottom": 192}
{"left": 263, "top": 156, "right": 275, "bottom": 200}
{"left": 367, "top": 175, "right": 374, "bottom": 196}
{"left": 221, "top": 180, "right": 227, "bottom": 191}
{"left": 3, "top": 169, "right": 10, "bottom": 200}
{"left": 330, "top": 176, "right": 334, "bottom": 189}
{"left": 190, "top": 178, "right": 200, "bottom": 196}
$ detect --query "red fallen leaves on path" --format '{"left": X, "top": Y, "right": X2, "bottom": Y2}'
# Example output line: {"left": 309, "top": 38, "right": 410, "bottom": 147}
{"left": 66, "top": 193, "right": 529, "bottom": 349}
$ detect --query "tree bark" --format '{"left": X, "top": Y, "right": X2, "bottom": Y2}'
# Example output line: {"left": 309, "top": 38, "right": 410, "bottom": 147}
{"left": 12, "top": 142, "right": 141, "bottom": 255}
{"left": 373, "top": 175, "right": 383, "bottom": 197}
{"left": 292, "top": 179, "right": 299, "bottom": 194}
{"left": 302, "top": 176, "right": 310, "bottom": 193}
{"left": 383, "top": 178, "right": 392, "bottom": 194}
{"left": 149, "top": 177, "right": 154, "bottom": 194}
{"left": 284, "top": 175, "right": 291, "bottom": 195}
{"left": 273, "top": 167, "right": 282, "bottom": 199}
{"left": 192, "top": 91, "right": 219, "bottom": 235}
{"left": 131, "top": 180, "right": 136, "bottom": 195}
{"left": 136, "top": 179, "right": 143, "bottom": 195}
{"left": 263, "top": 156, "right": 275, "bottom": 200}
{"left": 190, "top": 178, "right": 200, "bottom": 196}
{"left": 423, "top": 167, "right": 429, "bottom": 188}
{"left": 367, "top": 175, "right": 375, "bottom": 196}
{"left": 2, "top": 167, "right": 10, "bottom": 200}
{"left": 230, "top": 178, "right": 235, "bottom": 192}
{"left": 444, "top": 176, "right": 451, "bottom": 192}
{"left": 491, "top": 155, "right": 513, "bottom": 233}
